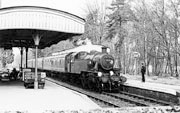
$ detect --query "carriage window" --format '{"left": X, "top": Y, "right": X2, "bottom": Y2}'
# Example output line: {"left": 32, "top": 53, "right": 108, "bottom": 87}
{"left": 55, "top": 60, "right": 58, "bottom": 66}
{"left": 51, "top": 59, "right": 53, "bottom": 65}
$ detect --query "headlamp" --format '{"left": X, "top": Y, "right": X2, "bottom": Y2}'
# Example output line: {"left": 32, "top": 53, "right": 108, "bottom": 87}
{"left": 98, "top": 72, "right": 102, "bottom": 77}
{"left": 110, "top": 60, "right": 114, "bottom": 64}
{"left": 110, "top": 71, "right": 114, "bottom": 76}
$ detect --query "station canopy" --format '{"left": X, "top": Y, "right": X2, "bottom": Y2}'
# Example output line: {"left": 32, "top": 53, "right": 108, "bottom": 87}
{"left": 0, "top": 6, "right": 85, "bottom": 49}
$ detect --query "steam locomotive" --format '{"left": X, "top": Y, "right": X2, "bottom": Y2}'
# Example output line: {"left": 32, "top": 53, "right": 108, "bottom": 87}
{"left": 28, "top": 44, "right": 126, "bottom": 92}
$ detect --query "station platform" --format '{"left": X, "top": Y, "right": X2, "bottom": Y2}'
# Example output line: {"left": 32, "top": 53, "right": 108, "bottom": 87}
{"left": 0, "top": 80, "right": 100, "bottom": 112}
{"left": 125, "top": 79, "right": 180, "bottom": 96}
{"left": 122, "top": 74, "right": 180, "bottom": 104}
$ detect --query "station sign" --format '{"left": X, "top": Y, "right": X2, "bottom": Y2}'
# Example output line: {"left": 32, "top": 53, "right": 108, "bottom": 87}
{"left": 133, "top": 52, "right": 140, "bottom": 58}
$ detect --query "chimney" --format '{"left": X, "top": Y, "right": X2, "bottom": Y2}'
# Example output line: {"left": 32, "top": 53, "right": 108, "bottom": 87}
{"left": 102, "top": 46, "right": 107, "bottom": 53}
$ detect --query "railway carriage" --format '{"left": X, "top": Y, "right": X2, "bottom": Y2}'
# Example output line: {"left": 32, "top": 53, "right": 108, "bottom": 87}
{"left": 28, "top": 44, "right": 126, "bottom": 92}
{"left": 37, "top": 58, "right": 43, "bottom": 69}
{"left": 27, "top": 59, "right": 34, "bottom": 68}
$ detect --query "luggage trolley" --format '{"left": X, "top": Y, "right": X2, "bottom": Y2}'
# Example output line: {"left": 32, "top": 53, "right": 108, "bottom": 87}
{"left": 22, "top": 68, "right": 46, "bottom": 89}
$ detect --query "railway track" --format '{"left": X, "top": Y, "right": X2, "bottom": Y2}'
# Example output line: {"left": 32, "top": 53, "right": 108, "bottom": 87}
{"left": 119, "top": 91, "right": 173, "bottom": 106}
{"left": 46, "top": 77, "right": 128, "bottom": 107}
{"left": 46, "top": 77, "right": 172, "bottom": 107}
{"left": 102, "top": 92, "right": 173, "bottom": 107}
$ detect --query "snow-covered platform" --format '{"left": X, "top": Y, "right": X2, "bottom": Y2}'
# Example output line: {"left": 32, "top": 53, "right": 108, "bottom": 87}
{"left": 0, "top": 80, "right": 100, "bottom": 112}
{"left": 123, "top": 78, "right": 180, "bottom": 104}
{"left": 125, "top": 79, "right": 180, "bottom": 96}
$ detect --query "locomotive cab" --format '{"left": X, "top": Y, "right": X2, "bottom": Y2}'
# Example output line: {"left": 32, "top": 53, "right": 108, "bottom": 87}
{"left": 65, "top": 51, "right": 90, "bottom": 73}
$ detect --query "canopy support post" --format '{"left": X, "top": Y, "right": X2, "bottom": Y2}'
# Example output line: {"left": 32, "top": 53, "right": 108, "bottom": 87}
{"left": 25, "top": 47, "right": 28, "bottom": 68}
{"left": 33, "top": 34, "right": 41, "bottom": 89}
{"left": 20, "top": 47, "right": 23, "bottom": 72}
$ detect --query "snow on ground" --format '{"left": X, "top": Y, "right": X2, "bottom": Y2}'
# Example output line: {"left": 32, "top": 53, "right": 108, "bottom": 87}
{"left": 0, "top": 80, "right": 100, "bottom": 112}
{"left": 124, "top": 73, "right": 180, "bottom": 93}
{"left": 123, "top": 73, "right": 180, "bottom": 86}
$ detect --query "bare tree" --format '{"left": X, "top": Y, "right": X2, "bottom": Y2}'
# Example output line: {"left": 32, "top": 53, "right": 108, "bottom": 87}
{"left": 167, "top": 0, "right": 180, "bottom": 77}
{"left": 0, "top": 48, "right": 14, "bottom": 68}
{"left": 83, "top": 1, "right": 106, "bottom": 45}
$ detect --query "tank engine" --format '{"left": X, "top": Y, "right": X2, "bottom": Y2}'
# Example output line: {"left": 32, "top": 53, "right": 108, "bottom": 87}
{"left": 75, "top": 47, "right": 126, "bottom": 92}
{"left": 28, "top": 44, "right": 126, "bottom": 92}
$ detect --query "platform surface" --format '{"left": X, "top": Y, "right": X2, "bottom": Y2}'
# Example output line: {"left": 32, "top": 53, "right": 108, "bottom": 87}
{"left": 124, "top": 74, "right": 180, "bottom": 96}
{"left": 0, "top": 80, "right": 100, "bottom": 112}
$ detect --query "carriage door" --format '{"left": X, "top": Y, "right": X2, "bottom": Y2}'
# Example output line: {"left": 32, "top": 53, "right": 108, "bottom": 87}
{"left": 65, "top": 52, "right": 73, "bottom": 72}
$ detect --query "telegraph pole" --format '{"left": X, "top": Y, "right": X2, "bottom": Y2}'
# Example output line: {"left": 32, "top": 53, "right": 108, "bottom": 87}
{"left": 175, "top": 18, "right": 178, "bottom": 77}
{"left": 144, "top": 21, "right": 147, "bottom": 75}
{"left": 124, "top": 42, "right": 126, "bottom": 74}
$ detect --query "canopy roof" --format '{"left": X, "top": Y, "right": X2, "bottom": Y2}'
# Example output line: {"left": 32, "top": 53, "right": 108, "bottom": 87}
{"left": 0, "top": 6, "right": 85, "bottom": 49}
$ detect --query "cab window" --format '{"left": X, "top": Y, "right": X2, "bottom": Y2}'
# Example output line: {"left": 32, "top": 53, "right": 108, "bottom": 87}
{"left": 75, "top": 52, "right": 88, "bottom": 60}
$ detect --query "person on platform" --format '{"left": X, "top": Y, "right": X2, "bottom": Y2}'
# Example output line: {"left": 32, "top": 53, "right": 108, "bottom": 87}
{"left": 141, "top": 63, "right": 146, "bottom": 82}
{"left": 12, "top": 68, "right": 18, "bottom": 80}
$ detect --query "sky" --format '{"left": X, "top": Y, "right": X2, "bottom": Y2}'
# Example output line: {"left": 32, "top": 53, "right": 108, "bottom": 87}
{"left": 1, "top": 0, "right": 113, "bottom": 18}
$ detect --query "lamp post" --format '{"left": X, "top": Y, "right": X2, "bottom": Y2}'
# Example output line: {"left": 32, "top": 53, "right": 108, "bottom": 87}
{"left": 33, "top": 34, "right": 41, "bottom": 89}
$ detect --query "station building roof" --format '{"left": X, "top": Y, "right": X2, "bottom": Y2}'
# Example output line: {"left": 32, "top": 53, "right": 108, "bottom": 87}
{"left": 0, "top": 6, "right": 85, "bottom": 49}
